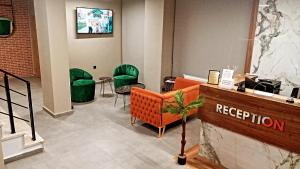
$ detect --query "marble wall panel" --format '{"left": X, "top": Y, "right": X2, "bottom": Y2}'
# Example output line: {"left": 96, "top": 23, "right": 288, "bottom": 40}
{"left": 199, "top": 120, "right": 300, "bottom": 169}
{"left": 250, "top": 0, "right": 300, "bottom": 96}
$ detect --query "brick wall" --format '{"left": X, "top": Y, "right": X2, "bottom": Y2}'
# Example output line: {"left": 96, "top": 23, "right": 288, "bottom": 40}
{"left": 0, "top": 0, "right": 39, "bottom": 77}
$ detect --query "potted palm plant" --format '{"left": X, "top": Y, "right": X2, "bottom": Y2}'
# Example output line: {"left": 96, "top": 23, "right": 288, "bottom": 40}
{"left": 163, "top": 90, "right": 204, "bottom": 165}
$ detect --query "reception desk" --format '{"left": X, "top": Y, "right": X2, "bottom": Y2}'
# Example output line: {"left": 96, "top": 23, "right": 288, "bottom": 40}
{"left": 196, "top": 83, "right": 300, "bottom": 169}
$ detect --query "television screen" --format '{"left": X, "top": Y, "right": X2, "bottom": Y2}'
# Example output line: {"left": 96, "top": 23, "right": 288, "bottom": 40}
{"left": 76, "top": 7, "right": 113, "bottom": 34}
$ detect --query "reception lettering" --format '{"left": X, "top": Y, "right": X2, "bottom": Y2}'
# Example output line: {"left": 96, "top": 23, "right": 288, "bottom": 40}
{"left": 216, "top": 104, "right": 285, "bottom": 132}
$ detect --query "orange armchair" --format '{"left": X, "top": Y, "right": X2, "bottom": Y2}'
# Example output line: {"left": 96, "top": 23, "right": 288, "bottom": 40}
{"left": 130, "top": 77, "right": 201, "bottom": 137}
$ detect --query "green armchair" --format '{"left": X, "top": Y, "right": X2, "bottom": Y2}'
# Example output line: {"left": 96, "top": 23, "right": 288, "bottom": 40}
{"left": 113, "top": 64, "right": 139, "bottom": 89}
{"left": 70, "top": 68, "right": 95, "bottom": 103}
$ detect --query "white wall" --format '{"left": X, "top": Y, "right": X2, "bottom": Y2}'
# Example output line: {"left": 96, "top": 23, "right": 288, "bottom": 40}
{"left": 122, "top": 0, "right": 145, "bottom": 82}
{"left": 173, "top": 0, "right": 253, "bottom": 79}
{"left": 250, "top": 0, "right": 300, "bottom": 96}
{"left": 122, "top": 0, "right": 173, "bottom": 91}
{"left": 66, "top": 0, "right": 122, "bottom": 78}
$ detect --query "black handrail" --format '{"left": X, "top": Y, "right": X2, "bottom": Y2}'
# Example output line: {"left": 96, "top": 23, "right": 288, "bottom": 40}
{"left": 3, "top": 74, "right": 15, "bottom": 134}
{"left": 0, "top": 84, "right": 26, "bottom": 96}
{"left": 0, "top": 97, "right": 28, "bottom": 109}
{"left": 0, "top": 69, "right": 36, "bottom": 141}
{"left": 0, "top": 111, "right": 29, "bottom": 122}
{"left": 0, "top": 68, "right": 29, "bottom": 83}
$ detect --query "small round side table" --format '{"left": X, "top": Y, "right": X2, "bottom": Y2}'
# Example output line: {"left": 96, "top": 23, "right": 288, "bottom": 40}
{"left": 99, "top": 77, "right": 114, "bottom": 96}
{"left": 114, "top": 83, "right": 145, "bottom": 110}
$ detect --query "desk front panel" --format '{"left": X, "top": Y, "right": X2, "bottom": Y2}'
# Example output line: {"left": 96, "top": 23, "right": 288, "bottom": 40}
{"left": 199, "top": 84, "right": 300, "bottom": 154}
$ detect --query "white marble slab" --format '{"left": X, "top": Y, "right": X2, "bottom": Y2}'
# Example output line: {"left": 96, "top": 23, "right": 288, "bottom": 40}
{"left": 251, "top": 0, "right": 300, "bottom": 96}
{"left": 198, "top": 120, "right": 300, "bottom": 169}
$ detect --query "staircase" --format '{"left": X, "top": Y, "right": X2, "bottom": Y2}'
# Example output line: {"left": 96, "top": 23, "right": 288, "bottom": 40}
{"left": 0, "top": 69, "right": 44, "bottom": 163}
{"left": 0, "top": 106, "right": 44, "bottom": 163}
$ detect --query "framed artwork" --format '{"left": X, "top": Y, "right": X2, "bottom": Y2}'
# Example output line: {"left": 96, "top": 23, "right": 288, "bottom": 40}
{"left": 207, "top": 70, "right": 220, "bottom": 85}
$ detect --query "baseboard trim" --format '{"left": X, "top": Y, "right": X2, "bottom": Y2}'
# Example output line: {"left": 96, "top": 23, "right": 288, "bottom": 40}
{"left": 43, "top": 106, "right": 73, "bottom": 118}
{"left": 4, "top": 148, "right": 43, "bottom": 164}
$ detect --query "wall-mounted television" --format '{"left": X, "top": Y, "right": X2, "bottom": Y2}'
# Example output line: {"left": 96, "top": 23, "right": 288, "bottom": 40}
{"left": 76, "top": 7, "right": 113, "bottom": 34}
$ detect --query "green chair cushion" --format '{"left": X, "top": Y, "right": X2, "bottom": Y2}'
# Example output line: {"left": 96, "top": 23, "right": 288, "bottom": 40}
{"left": 114, "top": 75, "right": 136, "bottom": 80}
{"left": 72, "top": 79, "right": 95, "bottom": 87}
{"left": 112, "top": 64, "right": 139, "bottom": 89}
{"left": 69, "top": 68, "right": 95, "bottom": 103}
{"left": 113, "top": 76, "right": 138, "bottom": 89}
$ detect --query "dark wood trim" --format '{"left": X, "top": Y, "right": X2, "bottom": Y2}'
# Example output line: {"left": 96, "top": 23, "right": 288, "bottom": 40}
{"left": 244, "top": 0, "right": 259, "bottom": 73}
{"left": 28, "top": 0, "right": 40, "bottom": 77}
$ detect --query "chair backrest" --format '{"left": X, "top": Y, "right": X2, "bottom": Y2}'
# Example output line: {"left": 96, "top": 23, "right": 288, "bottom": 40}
{"left": 113, "top": 64, "right": 139, "bottom": 77}
{"left": 70, "top": 68, "right": 93, "bottom": 82}
{"left": 173, "top": 77, "right": 201, "bottom": 90}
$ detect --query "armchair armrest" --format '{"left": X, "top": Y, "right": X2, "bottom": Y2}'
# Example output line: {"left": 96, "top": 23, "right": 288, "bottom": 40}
{"left": 173, "top": 77, "right": 201, "bottom": 90}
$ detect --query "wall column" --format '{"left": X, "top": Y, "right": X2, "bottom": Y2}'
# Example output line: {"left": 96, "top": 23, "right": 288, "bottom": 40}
{"left": 34, "top": 0, "right": 72, "bottom": 117}
{"left": 143, "top": 0, "right": 174, "bottom": 92}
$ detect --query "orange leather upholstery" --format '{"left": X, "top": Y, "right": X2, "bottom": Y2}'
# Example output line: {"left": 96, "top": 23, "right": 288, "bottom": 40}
{"left": 130, "top": 77, "right": 201, "bottom": 132}
{"left": 131, "top": 87, "right": 163, "bottom": 127}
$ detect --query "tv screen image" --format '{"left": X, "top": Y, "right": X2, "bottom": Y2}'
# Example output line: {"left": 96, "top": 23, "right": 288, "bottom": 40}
{"left": 76, "top": 7, "right": 113, "bottom": 34}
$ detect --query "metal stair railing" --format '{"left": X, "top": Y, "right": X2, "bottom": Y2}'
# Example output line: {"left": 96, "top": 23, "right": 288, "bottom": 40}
{"left": 0, "top": 68, "right": 36, "bottom": 141}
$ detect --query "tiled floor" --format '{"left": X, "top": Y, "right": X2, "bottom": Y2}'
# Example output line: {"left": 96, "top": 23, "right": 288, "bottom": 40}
{"left": 2, "top": 78, "right": 200, "bottom": 169}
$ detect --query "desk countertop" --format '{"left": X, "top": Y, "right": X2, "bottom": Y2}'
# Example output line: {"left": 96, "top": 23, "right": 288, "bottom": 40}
{"left": 201, "top": 83, "right": 300, "bottom": 108}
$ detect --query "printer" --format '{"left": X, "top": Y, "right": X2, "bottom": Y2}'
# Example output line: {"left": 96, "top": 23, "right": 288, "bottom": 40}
{"left": 257, "top": 79, "right": 281, "bottom": 94}
{"left": 245, "top": 76, "right": 281, "bottom": 94}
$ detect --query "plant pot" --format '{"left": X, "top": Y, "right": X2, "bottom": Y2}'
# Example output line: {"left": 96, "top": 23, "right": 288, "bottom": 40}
{"left": 177, "top": 154, "right": 186, "bottom": 165}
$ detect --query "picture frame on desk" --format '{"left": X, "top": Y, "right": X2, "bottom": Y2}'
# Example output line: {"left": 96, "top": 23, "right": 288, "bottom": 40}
{"left": 207, "top": 70, "right": 220, "bottom": 85}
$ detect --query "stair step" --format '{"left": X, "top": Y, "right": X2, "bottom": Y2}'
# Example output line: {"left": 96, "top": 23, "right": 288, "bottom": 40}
{"left": 23, "top": 133, "right": 44, "bottom": 149}
{"left": 1, "top": 132, "right": 25, "bottom": 142}
{"left": 1, "top": 132, "right": 25, "bottom": 159}
{"left": 0, "top": 106, "right": 44, "bottom": 163}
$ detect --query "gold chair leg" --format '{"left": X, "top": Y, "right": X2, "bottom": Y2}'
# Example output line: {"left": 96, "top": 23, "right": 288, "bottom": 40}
{"left": 158, "top": 127, "right": 162, "bottom": 138}
{"left": 162, "top": 126, "right": 166, "bottom": 137}
{"left": 131, "top": 116, "right": 136, "bottom": 126}
{"left": 158, "top": 126, "right": 166, "bottom": 138}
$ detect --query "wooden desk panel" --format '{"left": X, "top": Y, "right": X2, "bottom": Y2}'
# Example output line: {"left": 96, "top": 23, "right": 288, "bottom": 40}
{"left": 199, "top": 84, "right": 300, "bottom": 154}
